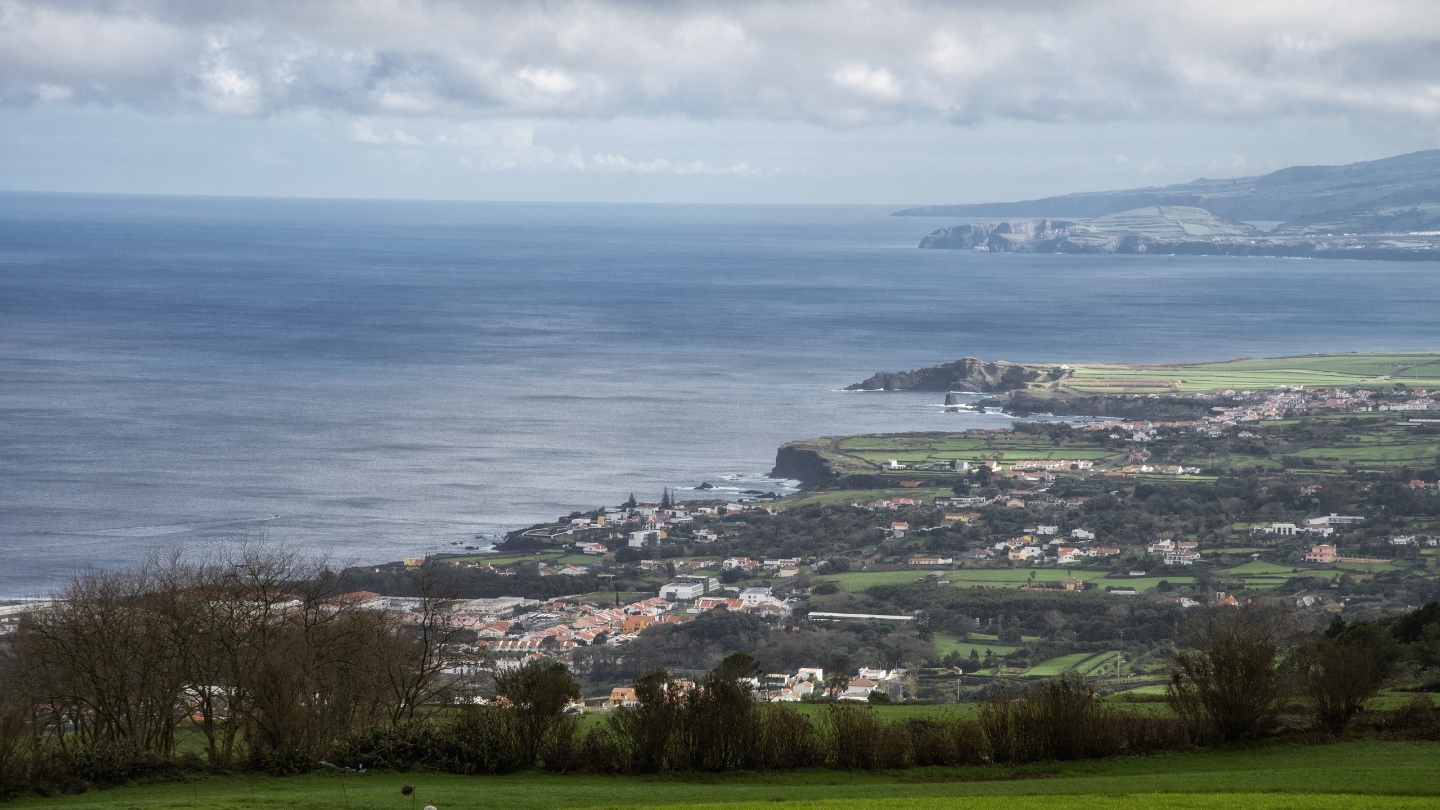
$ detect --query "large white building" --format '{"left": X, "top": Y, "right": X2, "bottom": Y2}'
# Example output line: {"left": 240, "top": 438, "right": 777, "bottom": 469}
{"left": 660, "top": 576, "right": 715, "bottom": 601}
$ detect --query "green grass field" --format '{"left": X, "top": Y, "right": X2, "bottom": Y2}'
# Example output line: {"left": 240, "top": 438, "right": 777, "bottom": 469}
{"left": 832, "top": 434, "right": 1125, "bottom": 471}
{"left": 11, "top": 741, "right": 1440, "bottom": 810}
{"left": 1024, "top": 652, "right": 1096, "bottom": 677}
{"left": 813, "top": 567, "right": 1202, "bottom": 595}
{"left": 777, "top": 488, "right": 954, "bottom": 508}
{"left": 932, "top": 632, "right": 1018, "bottom": 658}
{"left": 1062, "top": 352, "right": 1440, "bottom": 394}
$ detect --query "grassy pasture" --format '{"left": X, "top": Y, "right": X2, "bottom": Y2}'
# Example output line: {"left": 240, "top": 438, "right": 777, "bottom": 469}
{"left": 932, "top": 632, "right": 1018, "bottom": 658}
{"left": 778, "top": 488, "right": 954, "bottom": 508}
{"left": 1227, "top": 561, "right": 1302, "bottom": 576}
{"left": 818, "top": 567, "right": 1198, "bottom": 597}
{"left": 834, "top": 434, "right": 1125, "bottom": 469}
{"left": 11, "top": 741, "right": 1440, "bottom": 810}
{"left": 1289, "top": 430, "right": 1440, "bottom": 468}
{"left": 1073, "top": 651, "right": 1121, "bottom": 676}
{"left": 818, "top": 571, "right": 941, "bottom": 591}
{"left": 1062, "top": 352, "right": 1440, "bottom": 394}
{"left": 1025, "top": 652, "right": 1096, "bottom": 676}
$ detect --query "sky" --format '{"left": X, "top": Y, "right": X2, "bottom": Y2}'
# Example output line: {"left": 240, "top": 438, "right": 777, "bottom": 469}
{"left": 3, "top": 0, "right": 1440, "bottom": 205}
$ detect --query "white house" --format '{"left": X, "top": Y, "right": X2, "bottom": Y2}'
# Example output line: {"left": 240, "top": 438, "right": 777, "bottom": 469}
{"left": 629, "top": 530, "right": 663, "bottom": 548}
{"left": 1071, "top": 529, "right": 1096, "bottom": 541}
{"left": 739, "top": 586, "right": 773, "bottom": 607}
{"left": 796, "top": 667, "right": 824, "bottom": 683}
{"left": 660, "top": 579, "right": 709, "bottom": 601}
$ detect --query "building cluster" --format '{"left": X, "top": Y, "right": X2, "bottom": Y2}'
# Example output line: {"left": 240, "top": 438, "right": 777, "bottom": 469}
{"left": 1205, "top": 387, "right": 1440, "bottom": 425}
{"left": 604, "top": 665, "right": 911, "bottom": 707}
{"left": 982, "top": 527, "right": 1121, "bottom": 567}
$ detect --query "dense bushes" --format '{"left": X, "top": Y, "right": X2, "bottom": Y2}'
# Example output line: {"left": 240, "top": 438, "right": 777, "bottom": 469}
{"left": 327, "top": 664, "right": 1189, "bottom": 777}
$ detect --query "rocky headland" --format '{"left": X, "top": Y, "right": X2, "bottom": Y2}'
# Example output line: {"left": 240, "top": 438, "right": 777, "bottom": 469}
{"left": 845, "top": 357, "right": 1068, "bottom": 392}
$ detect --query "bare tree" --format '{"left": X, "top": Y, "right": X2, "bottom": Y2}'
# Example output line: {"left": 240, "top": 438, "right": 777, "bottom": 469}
{"left": 373, "top": 564, "right": 462, "bottom": 727}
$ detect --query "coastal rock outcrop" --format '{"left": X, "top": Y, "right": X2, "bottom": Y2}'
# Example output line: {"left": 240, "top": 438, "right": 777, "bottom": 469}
{"left": 846, "top": 357, "right": 1068, "bottom": 392}
{"left": 770, "top": 443, "right": 838, "bottom": 487}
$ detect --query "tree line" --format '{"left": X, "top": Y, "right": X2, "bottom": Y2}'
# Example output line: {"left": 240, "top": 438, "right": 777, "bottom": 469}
{"left": 2, "top": 552, "right": 1438, "bottom": 798}
{"left": 0, "top": 548, "right": 461, "bottom": 794}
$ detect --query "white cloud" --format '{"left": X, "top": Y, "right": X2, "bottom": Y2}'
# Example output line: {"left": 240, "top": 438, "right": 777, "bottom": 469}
{"left": 586, "top": 152, "right": 765, "bottom": 176}
{"left": 518, "top": 67, "right": 577, "bottom": 95}
{"left": 1, "top": 0, "right": 1439, "bottom": 130}
{"left": 350, "top": 119, "right": 423, "bottom": 144}
{"left": 833, "top": 64, "right": 902, "bottom": 101}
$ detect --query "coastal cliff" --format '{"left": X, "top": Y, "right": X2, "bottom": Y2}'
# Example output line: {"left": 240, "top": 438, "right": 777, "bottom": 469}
{"left": 770, "top": 443, "right": 839, "bottom": 487}
{"left": 846, "top": 357, "right": 1068, "bottom": 392}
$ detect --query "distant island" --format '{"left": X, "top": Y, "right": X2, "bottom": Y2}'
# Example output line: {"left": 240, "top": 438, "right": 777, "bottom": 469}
{"left": 899, "top": 150, "right": 1440, "bottom": 260}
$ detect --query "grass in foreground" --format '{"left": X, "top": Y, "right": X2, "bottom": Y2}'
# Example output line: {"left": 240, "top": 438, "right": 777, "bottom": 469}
{"left": 11, "top": 740, "right": 1440, "bottom": 810}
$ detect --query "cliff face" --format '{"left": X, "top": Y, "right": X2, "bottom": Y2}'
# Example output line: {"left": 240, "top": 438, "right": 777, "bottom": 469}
{"left": 770, "top": 443, "right": 837, "bottom": 487}
{"left": 918, "top": 218, "right": 1076, "bottom": 250}
{"left": 846, "top": 357, "right": 1068, "bottom": 392}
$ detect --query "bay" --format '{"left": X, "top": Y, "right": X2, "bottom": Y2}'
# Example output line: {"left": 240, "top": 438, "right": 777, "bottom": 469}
{"left": 2, "top": 193, "right": 1438, "bottom": 598}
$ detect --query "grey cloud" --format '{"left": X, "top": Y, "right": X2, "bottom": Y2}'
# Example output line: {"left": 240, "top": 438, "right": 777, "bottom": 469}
{"left": 4, "top": 0, "right": 1440, "bottom": 126}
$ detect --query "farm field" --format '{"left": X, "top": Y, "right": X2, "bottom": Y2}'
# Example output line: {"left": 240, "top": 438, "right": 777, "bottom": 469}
{"left": 932, "top": 632, "right": 1018, "bottom": 658}
{"left": 836, "top": 434, "right": 1124, "bottom": 468}
{"left": 1289, "top": 429, "right": 1440, "bottom": 468}
{"left": 778, "top": 487, "right": 954, "bottom": 508}
{"left": 1062, "top": 352, "right": 1440, "bottom": 394}
{"left": 813, "top": 567, "right": 1200, "bottom": 594}
{"left": 1024, "top": 652, "right": 1096, "bottom": 676}
{"left": 10, "top": 741, "right": 1439, "bottom": 810}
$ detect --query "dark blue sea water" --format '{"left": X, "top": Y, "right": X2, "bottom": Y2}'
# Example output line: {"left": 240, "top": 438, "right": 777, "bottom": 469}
{"left": 3, "top": 192, "right": 1440, "bottom": 598}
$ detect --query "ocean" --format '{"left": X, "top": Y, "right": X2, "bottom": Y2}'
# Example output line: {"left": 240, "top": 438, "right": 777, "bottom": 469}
{"left": 3, "top": 192, "right": 1439, "bottom": 598}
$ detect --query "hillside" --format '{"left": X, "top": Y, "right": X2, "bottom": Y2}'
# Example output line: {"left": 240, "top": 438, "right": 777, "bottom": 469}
{"left": 894, "top": 149, "right": 1440, "bottom": 222}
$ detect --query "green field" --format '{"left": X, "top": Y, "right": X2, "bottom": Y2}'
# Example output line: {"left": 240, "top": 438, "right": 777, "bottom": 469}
{"left": 10, "top": 741, "right": 1440, "bottom": 810}
{"left": 1063, "top": 352, "right": 1440, "bottom": 394}
{"left": 813, "top": 567, "right": 1201, "bottom": 594}
{"left": 933, "top": 632, "right": 1018, "bottom": 658}
{"left": 1288, "top": 426, "right": 1440, "bottom": 469}
{"left": 1024, "top": 652, "right": 1097, "bottom": 676}
{"left": 834, "top": 434, "right": 1124, "bottom": 469}
{"left": 778, "top": 487, "right": 955, "bottom": 508}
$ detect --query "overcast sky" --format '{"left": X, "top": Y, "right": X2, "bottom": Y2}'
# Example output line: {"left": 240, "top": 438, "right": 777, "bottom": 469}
{"left": 3, "top": 0, "right": 1440, "bottom": 204}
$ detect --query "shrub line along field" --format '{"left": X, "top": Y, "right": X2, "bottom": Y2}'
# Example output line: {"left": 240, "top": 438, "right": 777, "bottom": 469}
{"left": 10, "top": 741, "right": 1439, "bottom": 810}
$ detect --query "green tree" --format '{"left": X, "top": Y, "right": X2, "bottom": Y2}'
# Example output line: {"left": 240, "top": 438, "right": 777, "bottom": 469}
{"left": 610, "top": 668, "right": 683, "bottom": 772}
{"left": 494, "top": 660, "right": 581, "bottom": 766}
{"left": 825, "top": 656, "right": 851, "bottom": 698}
{"left": 1167, "top": 605, "right": 1289, "bottom": 742}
